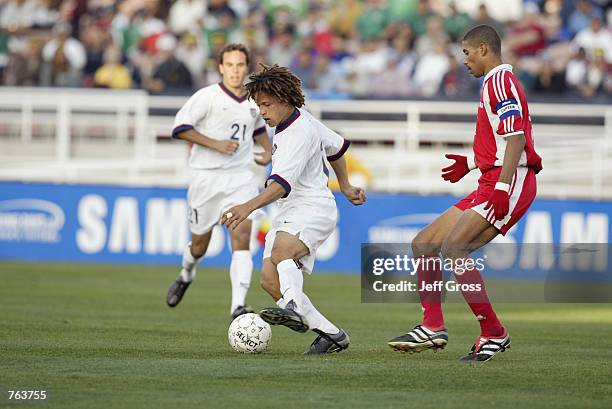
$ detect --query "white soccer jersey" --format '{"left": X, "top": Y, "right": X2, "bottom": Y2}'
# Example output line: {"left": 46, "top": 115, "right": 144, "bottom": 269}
{"left": 172, "top": 83, "right": 267, "bottom": 170}
{"left": 265, "top": 108, "right": 350, "bottom": 203}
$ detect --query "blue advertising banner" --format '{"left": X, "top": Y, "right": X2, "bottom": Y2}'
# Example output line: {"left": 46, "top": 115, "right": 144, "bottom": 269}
{"left": 0, "top": 182, "right": 611, "bottom": 275}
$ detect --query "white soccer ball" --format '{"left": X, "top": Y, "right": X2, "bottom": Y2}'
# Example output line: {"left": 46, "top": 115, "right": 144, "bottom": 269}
{"left": 228, "top": 313, "right": 272, "bottom": 353}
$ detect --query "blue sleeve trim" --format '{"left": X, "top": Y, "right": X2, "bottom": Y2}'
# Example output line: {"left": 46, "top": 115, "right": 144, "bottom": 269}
{"left": 495, "top": 98, "right": 518, "bottom": 111}
{"left": 266, "top": 174, "right": 291, "bottom": 198}
{"left": 172, "top": 124, "right": 194, "bottom": 139}
{"left": 499, "top": 110, "right": 521, "bottom": 121}
{"left": 252, "top": 126, "right": 267, "bottom": 139}
{"left": 327, "top": 139, "right": 351, "bottom": 161}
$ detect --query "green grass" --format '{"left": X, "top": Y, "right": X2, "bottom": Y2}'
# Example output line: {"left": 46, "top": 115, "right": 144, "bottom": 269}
{"left": 1, "top": 261, "right": 612, "bottom": 409}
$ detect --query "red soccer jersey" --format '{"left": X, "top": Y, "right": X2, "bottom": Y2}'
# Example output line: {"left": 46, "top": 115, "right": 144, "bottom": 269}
{"left": 474, "top": 64, "right": 542, "bottom": 174}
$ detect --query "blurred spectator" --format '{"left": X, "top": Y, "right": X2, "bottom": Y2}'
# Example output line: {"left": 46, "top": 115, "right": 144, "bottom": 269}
{"left": 565, "top": 47, "right": 588, "bottom": 90}
{"left": 328, "top": 0, "right": 362, "bottom": 37}
{"left": 175, "top": 32, "right": 207, "bottom": 87}
{"left": 371, "top": 57, "right": 412, "bottom": 97}
{"left": 415, "top": 15, "right": 449, "bottom": 57}
{"left": 567, "top": 0, "right": 603, "bottom": 36}
{"left": 474, "top": 3, "right": 505, "bottom": 38}
{"left": 289, "top": 46, "right": 317, "bottom": 89}
{"left": 146, "top": 34, "right": 192, "bottom": 93}
{"left": 572, "top": 16, "right": 612, "bottom": 63}
{"left": 0, "top": 0, "right": 610, "bottom": 100}
{"left": 506, "top": 3, "right": 547, "bottom": 57}
{"left": 312, "top": 54, "right": 342, "bottom": 93}
{"left": 533, "top": 57, "right": 565, "bottom": 93}
{"left": 268, "top": 28, "right": 297, "bottom": 68}
{"left": 441, "top": 53, "right": 478, "bottom": 97}
{"left": 444, "top": 1, "right": 473, "bottom": 41}
{"left": 413, "top": 39, "right": 449, "bottom": 97}
{"left": 94, "top": 44, "right": 132, "bottom": 89}
{"left": 408, "top": 0, "right": 434, "bottom": 37}
{"left": 168, "top": 0, "right": 205, "bottom": 34}
{"left": 356, "top": 0, "right": 389, "bottom": 40}
{"left": 40, "top": 22, "right": 86, "bottom": 86}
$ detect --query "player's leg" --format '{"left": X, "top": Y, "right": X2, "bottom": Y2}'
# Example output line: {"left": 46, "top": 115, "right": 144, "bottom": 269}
{"left": 259, "top": 231, "right": 311, "bottom": 332}
{"left": 440, "top": 209, "right": 509, "bottom": 362}
{"left": 228, "top": 220, "right": 255, "bottom": 319}
{"left": 167, "top": 231, "right": 212, "bottom": 307}
{"left": 388, "top": 206, "right": 462, "bottom": 353}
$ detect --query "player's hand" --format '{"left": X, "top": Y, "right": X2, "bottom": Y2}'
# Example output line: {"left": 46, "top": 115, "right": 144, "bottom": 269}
{"left": 221, "top": 203, "right": 253, "bottom": 231}
{"left": 214, "top": 140, "right": 239, "bottom": 155}
{"left": 484, "top": 184, "right": 510, "bottom": 221}
{"left": 254, "top": 150, "right": 271, "bottom": 166}
{"left": 341, "top": 185, "right": 366, "bottom": 206}
{"left": 441, "top": 154, "right": 471, "bottom": 183}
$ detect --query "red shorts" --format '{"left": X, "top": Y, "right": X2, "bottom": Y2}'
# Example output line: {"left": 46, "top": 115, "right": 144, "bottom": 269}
{"left": 454, "top": 167, "right": 537, "bottom": 235}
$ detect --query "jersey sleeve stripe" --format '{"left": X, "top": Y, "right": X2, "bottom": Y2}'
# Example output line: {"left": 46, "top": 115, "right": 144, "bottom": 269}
{"left": 172, "top": 124, "right": 194, "bottom": 138}
{"left": 266, "top": 174, "right": 291, "bottom": 198}
{"left": 327, "top": 139, "right": 351, "bottom": 161}
{"left": 252, "top": 126, "right": 267, "bottom": 138}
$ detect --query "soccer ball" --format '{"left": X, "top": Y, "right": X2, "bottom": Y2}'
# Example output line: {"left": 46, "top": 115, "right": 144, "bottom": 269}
{"left": 228, "top": 313, "right": 272, "bottom": 353}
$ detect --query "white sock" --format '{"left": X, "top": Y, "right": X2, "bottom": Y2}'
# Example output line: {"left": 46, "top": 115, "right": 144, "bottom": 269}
{"left": 276, "top": 298, "right": 287, "bottom": 308}
{"left": 301, "top": 293, "right": 339, "bottom": 334}
{"left": 277, "top": 259, "right": 304, "bottom": 311}
{"left": 179, "top": 243, "right": 200, "bottom": 282}
{"left": 230, "top": 250, "right": 253, "bottom": 313}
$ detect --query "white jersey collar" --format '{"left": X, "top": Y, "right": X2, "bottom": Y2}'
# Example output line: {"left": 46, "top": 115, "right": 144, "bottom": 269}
{"left": 484, "top": 64, "right": 513, "bottom": 82}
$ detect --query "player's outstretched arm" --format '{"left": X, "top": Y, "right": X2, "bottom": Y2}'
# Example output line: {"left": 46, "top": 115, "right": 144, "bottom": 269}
{"left": 221, "top": 181, "right": 287, "bottom": 231}
{"left": 175, "top": 129, "right": 238, "bottom": 155}
{"left": 484, "top": 133, "right": 526, "bottom": 220}
{"left": 328, "top": 156, "right": 366, "bottom": 206}
{"left": 253, "top": 132, "right": 272, "bottom": 166}
{"left": 441, "top": 154, "right": 477, "bottom": 183}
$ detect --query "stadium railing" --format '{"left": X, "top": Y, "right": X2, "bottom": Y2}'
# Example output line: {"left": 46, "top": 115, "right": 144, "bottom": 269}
{"left": 0, "top": 87, "right": 610, "bottom": 199}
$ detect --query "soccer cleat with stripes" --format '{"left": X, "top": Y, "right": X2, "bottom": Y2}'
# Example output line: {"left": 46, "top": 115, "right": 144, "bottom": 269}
{"left": 460, "top": 331, "right": 511, "bottom": 362}
{"left": 388, "top": 325, "right": 448, "bottom": 353}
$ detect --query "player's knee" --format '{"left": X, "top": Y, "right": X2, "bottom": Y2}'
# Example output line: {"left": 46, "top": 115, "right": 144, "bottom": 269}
{"left": 440, "top": 240, "right": 461, "bottom": 261}
{"left": 269, "top": 248, "right": 293, "bottom": 266}
{"left": 190, "top": 242, "right": 207, "bottom": 259}
{"left": 412, "top": 237, "right": 439, "bottom": 258}
{"left": 232, "top": 231, "right": 251, "bottom": 250}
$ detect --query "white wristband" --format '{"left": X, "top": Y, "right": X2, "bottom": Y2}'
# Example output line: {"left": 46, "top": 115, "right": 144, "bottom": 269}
{"left": 495, "top": 182, "right": 510, "bottom": 192}
{"left": 467, "top": 155, "right": 477, "bottom": 170}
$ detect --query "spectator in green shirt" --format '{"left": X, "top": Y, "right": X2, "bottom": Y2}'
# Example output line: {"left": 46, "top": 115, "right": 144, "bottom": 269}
{"left": 444, "top": 1, "right": 473, "bottom": 41}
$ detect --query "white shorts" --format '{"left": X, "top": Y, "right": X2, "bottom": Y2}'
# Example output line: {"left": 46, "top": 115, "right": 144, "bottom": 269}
{"left": 263, "top": 198, "right": 337, "bottom": 274}
{"left": 187, "top": 169, "right": 262, "bottom": 235}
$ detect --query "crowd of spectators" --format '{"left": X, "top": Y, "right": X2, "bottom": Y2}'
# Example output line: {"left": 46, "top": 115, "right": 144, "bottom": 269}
{"left": 1, "top": 0, "right": 611, "bottom": 100}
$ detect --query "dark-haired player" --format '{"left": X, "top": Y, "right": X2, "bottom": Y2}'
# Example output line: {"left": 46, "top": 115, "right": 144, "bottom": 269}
{"left": 388, "top": 25, "right": 542, "bottom": 362}
{"left": 222, "top": 64, "right": 366, "bottom": 354}
{"left": 166, "top": 44, "right": 273, "bottom": 321}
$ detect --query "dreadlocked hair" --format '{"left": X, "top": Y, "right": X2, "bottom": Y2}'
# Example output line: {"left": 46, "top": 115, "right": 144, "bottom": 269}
{"left": 245, "top": 64, "right": 305, "bottom": 108}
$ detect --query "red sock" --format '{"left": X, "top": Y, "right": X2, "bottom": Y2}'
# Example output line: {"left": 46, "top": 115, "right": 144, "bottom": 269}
{"left": 417, "top": 256, "right": 445, "bottom": 330}
{"left": 454, "top": 266, "right": 504, "bottom": 337}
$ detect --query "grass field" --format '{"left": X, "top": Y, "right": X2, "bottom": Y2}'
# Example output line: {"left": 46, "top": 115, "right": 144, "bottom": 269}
{"left": 1, "top": 261, "right": 612, "bottom": 409}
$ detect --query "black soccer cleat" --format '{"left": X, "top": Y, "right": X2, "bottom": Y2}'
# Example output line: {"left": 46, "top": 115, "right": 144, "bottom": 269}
{"left": 259, "top": 300, "right": 309, "bottom": 333}
{"left": 231, "top": 305, "right": 255, "bottom": 321}
{"left": 166, "top": 279, "right": 191, "bottom": 307}
{"left": 460, "top": 332, "right": 510, "bottom": 362}
{"left": 304, "top": 328, "right": 350, "bottom": 355}
{"left": 388, "top": 325, "right": 448, "bottom": 353}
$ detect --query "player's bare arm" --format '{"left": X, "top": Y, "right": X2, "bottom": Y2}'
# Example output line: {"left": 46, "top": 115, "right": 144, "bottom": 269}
{"left": 328, "top": 156, "right": 366, "bottom": 205}
{"left": 484, "top": 132, "right": 526, "bottom": 221}
{"left": 497, "top": 133, "right": 526, "bottom": 185}
{"left": 253, "top": 132, "right": 272, "bottom": 166}
{"left": 175, "top": 128, "right": 239, "bottom": 155}
{"left": 222, "top": 181, "right": 286, "bottom": 230}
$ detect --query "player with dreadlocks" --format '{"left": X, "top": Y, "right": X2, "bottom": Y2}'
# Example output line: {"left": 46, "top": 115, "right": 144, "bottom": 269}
{"left": 222, "top": 64, "right": 366, "bottom": 354}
